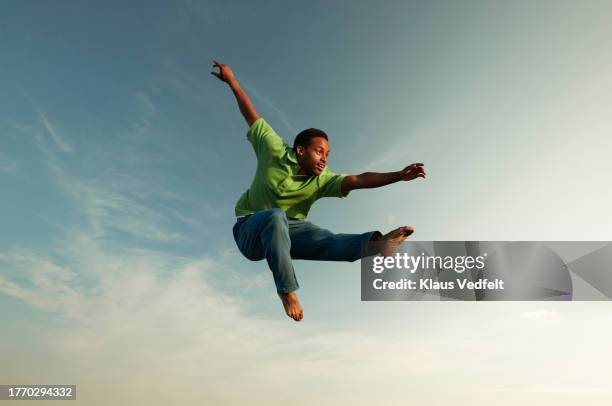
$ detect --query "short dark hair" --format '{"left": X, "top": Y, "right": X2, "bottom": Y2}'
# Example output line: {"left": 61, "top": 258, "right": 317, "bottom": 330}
{"left": 293, "top": 128, "right": 328, "bottom": 151}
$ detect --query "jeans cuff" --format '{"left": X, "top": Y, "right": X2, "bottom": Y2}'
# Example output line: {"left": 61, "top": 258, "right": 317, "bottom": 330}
{"left": 369, "top": 230, "right": 383, "bottom": 241}
{"left": 361, "top": 231, "right": 383, "bottom": 258}
{"left": 277, "top": 284, "right": 299, "bottom": 294}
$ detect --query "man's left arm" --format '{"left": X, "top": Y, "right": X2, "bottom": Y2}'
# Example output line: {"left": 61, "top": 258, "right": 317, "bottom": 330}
{"left": 340, "top": 163, "right": 426, "bottom": 195}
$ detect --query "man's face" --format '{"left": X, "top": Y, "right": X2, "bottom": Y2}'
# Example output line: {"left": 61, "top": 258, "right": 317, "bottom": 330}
{"left": 296, "top": 137, "right": 330, "bottom": 176}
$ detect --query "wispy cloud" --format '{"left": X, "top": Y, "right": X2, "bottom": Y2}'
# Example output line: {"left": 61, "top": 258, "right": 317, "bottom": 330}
{"left": 46, "top": 159, "right": 184, "bottom": 243}
{"left": 11, "top": 92, "right": 195, "bottom": 244}
{"left": 136, "top": 92, "right": 156, "bottom": 114}
{"left": 3, "top": 244, "right": 611, "bottom": 405}
{"left": 132, "top": 92, "right": 157, "bottom": 136}
{"left": 9, "top": 121, "right": 37, "bottom": 133}
{"left": 361, "top": 114, "right": 454, "bottom": 172}
{"left": 241, "top": 79, "right": 297, "bottom": 136}
{"left": 0, "top": 249, "right": 84, "bottom": 313}
{"left": 39, "top": 112, "right": 73, "bottom": 153}
{"left": 21, "top": 92, "right": 73, "bottom": 153}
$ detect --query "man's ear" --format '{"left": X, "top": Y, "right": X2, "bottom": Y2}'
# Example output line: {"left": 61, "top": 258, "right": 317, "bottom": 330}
{"left": 296, "top": 145, "right": 305, "bottom": 157}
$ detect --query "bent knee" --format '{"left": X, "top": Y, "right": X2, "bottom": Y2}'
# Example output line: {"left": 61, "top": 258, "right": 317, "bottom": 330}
{"left": 239, "top": 247, "right": 264, "bottom": 262}
{"left": 246, "top": 254, "right": 264, "bottom": 261}
{"left": 266, "top": 208, "right": 288, "bottom": 225}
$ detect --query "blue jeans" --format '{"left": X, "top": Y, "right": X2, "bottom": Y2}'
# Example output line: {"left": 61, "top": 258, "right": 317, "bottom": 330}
{"left": 232, "top": 208, "right": 381, "bottom": 294}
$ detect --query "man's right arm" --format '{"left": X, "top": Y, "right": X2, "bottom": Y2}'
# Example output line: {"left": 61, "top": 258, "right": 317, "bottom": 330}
{"left": 211, "top": 60, "right": 260, "bottom": 127}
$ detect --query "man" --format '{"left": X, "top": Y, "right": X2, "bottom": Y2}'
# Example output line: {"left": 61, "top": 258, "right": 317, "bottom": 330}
{"left": 212, "top": 60, "right": 426, "bottom": 322}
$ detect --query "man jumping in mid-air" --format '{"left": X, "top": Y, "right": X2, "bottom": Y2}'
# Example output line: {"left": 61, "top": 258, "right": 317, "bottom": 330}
{"left": 212, "top": 60, "right": 426, "bottom": 322}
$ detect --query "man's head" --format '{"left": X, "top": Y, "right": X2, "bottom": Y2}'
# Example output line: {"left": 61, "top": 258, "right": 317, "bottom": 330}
{"left": 293, "top": 128, "right": 330, "bottom": 176}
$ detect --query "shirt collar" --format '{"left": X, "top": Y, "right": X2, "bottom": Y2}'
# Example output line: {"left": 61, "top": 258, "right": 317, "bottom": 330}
{"left": 287, "top": 148, "right": 309, "bottom": 176}
{"left": 287, "top": 148, "right": 298, "bottom": 164}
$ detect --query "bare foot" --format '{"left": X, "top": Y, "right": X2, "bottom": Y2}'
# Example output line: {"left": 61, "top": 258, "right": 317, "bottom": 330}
{"left": 380, "top": 226, "right": 414, "bottom": 256}
{"left": 278, "top": 291, "right": 303, "bottom": 321}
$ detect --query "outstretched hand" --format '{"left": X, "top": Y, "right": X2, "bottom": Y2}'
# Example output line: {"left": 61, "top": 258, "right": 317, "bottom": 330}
{"left": 211, "top": 60, "right": 235, "bottom": 83}
{"left": 400, "top": 163, "right": 426, "bottom": 181}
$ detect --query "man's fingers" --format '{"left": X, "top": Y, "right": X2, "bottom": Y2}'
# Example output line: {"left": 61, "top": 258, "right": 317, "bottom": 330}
{"left": 404, "top": 167, "right": 426, "bottom": 174}
{"left": 404, "top": 163, "right": 424, "bottom": 172}
{"left": 213, "top": 60, "right": 229, "bottom": 71}
{"left": 211, "top": 72, "right": 221, "bottom": 79}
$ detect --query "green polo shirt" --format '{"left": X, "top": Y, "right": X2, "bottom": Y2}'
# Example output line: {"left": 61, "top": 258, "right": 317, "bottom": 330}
{"left": 235, "top": 118, "right": 348, "bottom": 219}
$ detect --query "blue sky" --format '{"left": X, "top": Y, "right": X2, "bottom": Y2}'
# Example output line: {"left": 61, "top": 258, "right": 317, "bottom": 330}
{"left": 2, "top": 1, "right": 612, "bottom": 404}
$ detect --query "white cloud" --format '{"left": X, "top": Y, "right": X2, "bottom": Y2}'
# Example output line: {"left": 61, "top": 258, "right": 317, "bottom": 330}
{"left": 45, "top": 156, "right": 185, "bottom": 243}
{"left": 39, "top": 112, "right": 73, "bottom": 153}
{"left": 0, "top": 249, "right": 84, "bottom": 313}
{"left": 242, "top": 79, "right": 297, "bottom": 135}
{"left": 1, "top": 233, "right": 390, "bottom": 404}
{"left": 3, "top": 232, "right": 612, "bottom": 405}
{"left": 136, "top": 92, "right": 157, "bottom": 114}
{"left": 132, "top": 92, "right": 157, "bottom": 136}
{"left": 19, "top": 92, "right": 73, "bottom": 153}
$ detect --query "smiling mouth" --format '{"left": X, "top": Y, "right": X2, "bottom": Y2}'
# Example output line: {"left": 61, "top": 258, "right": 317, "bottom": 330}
{"left": 317, "top": 164, "right": 325, "bottom": 170}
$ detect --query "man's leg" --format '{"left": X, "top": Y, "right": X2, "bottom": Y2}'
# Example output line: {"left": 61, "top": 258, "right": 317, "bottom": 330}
{"left": 232, "top": 209, "right": 303, "bottom": 321}
{"left": 233, "top": 208, "right": 299, "bottom": 292}
{"left": 287, "top": 221, "right": 376, "bottom": 261}
{"left": 288, "top": 221, "right": 414, "bottom": 261}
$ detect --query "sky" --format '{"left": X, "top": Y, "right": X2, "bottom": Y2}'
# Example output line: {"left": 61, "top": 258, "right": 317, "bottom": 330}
{"left": 1, "top": 0, "right": 612, "bottom": 404}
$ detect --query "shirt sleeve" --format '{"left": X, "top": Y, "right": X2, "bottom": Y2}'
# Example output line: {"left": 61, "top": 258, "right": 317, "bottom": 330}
{"left": 246, "top": 118, "right": 285, "bottom": 157}
{"left": 317, "top": 168, "right": 349, "bottom": 199}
